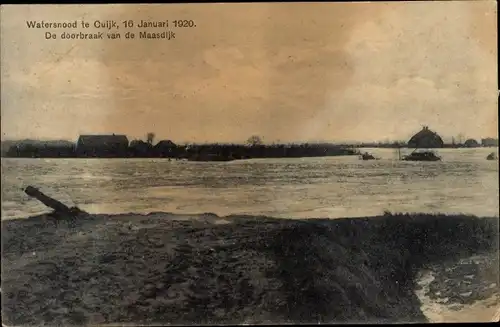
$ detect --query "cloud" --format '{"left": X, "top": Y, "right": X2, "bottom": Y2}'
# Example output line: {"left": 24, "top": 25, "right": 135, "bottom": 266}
{"left": 0, "top": 2, "right": 496, "bottom": 142}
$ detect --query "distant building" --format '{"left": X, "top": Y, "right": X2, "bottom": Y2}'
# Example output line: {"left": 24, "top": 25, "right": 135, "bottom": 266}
{"left": 129, "top": 139, "right": 152, "bottom": 156}
{"left": 408, "top": 126, "right": 444, "bottom": 148}
{"left": 481, "top": 138, "right": 498, "bottom": 147}
{"left": 153, "top": 140, "right": 177, "bottom": 157}
{"left": 76, "top": 134, "right": 129, "bottom": 157}
{"left": 464, "top": 139, "right": 480, "bottom": 148}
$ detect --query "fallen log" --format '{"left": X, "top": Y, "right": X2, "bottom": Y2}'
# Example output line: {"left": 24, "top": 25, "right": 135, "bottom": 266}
{"left": 25, "top": 186, "right": 71, "bottom": 212}
{"left": 24, "top": 186, "right": 85, "bottom": 218}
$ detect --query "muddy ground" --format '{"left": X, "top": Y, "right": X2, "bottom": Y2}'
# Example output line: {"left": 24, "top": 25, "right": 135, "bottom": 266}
{"left": 1, "top": 211, "right": 498, "bottom": 325}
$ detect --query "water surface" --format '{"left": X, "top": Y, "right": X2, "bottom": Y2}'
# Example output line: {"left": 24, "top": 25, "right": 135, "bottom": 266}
{"left": 2, "top": 148, "right": 498, "bottom": 220}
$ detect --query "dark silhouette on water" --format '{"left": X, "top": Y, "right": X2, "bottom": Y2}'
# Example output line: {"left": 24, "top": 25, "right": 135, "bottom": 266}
{"left": 360, "top": 152, "right": 377, "bottom": 160}
{"left": 402, "top": 150, "right": 442, "bottom": 162}
{"left": 486, "top": 152, "right": 498, "bottom": 160}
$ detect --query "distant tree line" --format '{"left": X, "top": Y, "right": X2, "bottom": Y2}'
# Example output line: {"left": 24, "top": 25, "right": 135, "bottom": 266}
{"left": 3, "top": 142, "right": 359, "bottom": 160}
{"left": 3, "top": 133, "right": 497, "bottom": 159}
{"left": 3, "top": 134, "right": 359, "bottom": 160}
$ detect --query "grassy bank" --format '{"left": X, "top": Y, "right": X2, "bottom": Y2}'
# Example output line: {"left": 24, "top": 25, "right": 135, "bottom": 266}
{"left": 1, "top": 212, "right": 498, "bottom": 325}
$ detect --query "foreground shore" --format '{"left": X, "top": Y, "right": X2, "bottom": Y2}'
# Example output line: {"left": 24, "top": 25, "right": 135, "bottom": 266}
{"left": 2, "top": 211, "right": 499, "bottom": 325}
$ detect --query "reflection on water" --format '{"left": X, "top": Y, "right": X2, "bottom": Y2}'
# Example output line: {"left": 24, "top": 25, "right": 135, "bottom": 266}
{"left": 1, "top": 148, "right": 498, "bottom": 220}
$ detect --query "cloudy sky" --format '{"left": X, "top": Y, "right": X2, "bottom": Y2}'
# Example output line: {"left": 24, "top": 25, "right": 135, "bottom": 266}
{"left": 0, "top": 2, "right": 497, "bottom": 143}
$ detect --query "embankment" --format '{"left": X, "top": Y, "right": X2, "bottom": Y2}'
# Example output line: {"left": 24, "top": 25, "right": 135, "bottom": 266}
{"left": 1, "top": 212, "right": 498, "bottom": 325}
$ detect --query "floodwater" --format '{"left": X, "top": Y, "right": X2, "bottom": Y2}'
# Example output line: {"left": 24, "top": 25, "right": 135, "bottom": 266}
{"left": 1, "top": 147, "right": 498, "bottom": 220}
{"left": 1, "top": 147, "right": 499, "bottom": 323}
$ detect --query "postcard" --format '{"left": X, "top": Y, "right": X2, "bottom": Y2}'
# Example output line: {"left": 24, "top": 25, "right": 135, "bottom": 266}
{"left": 1, "top": 1, "right": 498, "bottom": 325}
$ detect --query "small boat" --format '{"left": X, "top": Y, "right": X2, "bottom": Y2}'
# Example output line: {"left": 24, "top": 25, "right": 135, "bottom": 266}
{"left": 486, "top": 152, "right": 498, "bottom": 160}
{"left": 360, "top": 152, "right": 376, "bottom": 160}
{"left": 402, "top": 150, "right": 441, "bottom": 161}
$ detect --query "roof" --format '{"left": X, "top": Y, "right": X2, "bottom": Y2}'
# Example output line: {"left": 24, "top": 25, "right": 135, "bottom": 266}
{"left": 464, "top": 139, "right": 480, "bottom": 147}
{"left": 130, "top": 139, "right": 149, "bottom": 146}
{"left": 408, "top": 126, "right": 444, "bottom": 147}
{"left": 154, "top": 140, "right": 177, "bottom": 148}
{"left": 77, "top": 134, "right": 129, "bottom": 147}
{"left": 465, "top": 138, "right": 479, "bottom": 143}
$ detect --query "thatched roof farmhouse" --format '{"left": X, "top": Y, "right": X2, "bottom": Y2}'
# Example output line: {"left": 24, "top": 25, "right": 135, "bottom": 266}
{"left": 153, "top": 140, "right": 177, "bottom": 157}
{"left": 464, "top": 139, "right": 480, "bottom": 148}
{"left": 407, "top": 126, "right": 444, "bottom": 148}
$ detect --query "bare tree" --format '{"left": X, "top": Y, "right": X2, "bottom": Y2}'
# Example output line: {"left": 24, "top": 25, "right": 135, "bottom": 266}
{"left": 247, "top": 135, "right": 263, "bottom": 146}
{"left": 146, "top": 132, "right": 156, "bottom": 145}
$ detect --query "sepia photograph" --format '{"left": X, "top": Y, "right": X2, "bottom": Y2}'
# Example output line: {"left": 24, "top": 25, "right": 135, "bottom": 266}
{"left": 1, "top": 1, "right": 499, "bottom": 325}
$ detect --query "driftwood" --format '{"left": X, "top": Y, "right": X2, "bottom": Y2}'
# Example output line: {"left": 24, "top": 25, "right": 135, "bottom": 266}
{"left": 24, "top": 186, "right": 85, "bottom": 218}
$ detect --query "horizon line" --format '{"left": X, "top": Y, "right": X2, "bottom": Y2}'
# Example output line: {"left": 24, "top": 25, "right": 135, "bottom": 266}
{"left": 1, "top": 137, "right": 498, "bottom": 145}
